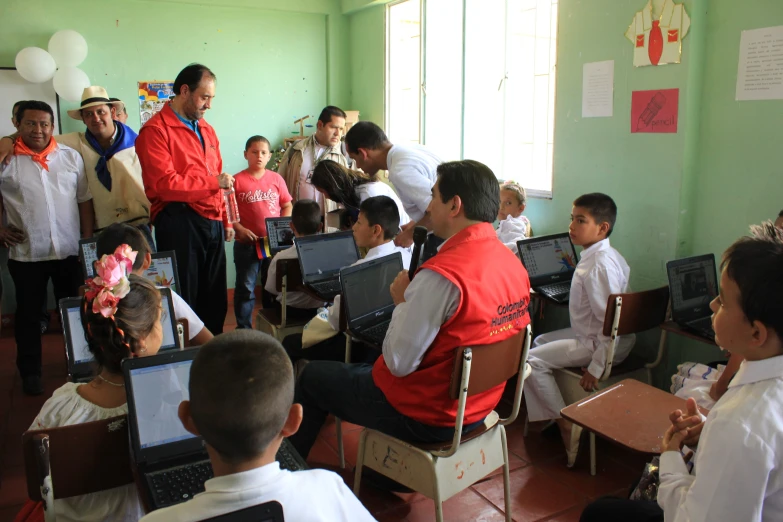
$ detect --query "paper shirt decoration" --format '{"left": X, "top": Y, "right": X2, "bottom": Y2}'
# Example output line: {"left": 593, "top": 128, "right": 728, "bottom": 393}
{"left": 625, "top": 0, "right": 690, "bottom": 67}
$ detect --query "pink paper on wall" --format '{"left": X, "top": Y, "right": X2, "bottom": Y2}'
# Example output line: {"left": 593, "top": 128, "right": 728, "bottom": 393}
{"left": 631, "top": 88, "right": 679, "bottom": 133}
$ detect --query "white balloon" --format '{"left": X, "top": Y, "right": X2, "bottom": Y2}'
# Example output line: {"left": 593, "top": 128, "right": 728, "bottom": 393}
{"left": 48, "top": 30, "right": 88, "bottom": 68}
{"left": 15, "top": 47, "right": 57, "bottom": 83}
{"left": 53, "top": 67, "right": 91, "bottom": 102}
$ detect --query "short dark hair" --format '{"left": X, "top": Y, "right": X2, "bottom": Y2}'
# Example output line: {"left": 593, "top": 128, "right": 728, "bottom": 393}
{"left": 109, "top": 98, "right": 127, "bottom": 115}
{"left": 291, "top": 199, "right": 321, "bottom": 236}
{"left": 173, "top": 63, "right": 216, "bottom": 96}
{"left": 360, "top": 196, "right": 401, "bottom": 239}
{"left": 573, "top": 193, "right": 618, "bottom": 237}
{"left": 245, "top": 135, "right": 271, "bottom": 151}
{"left": 778, "top": 209, "right": 783, "bottom": 218}
{"left": 189, "top": 330, "right": 294, "bottom": 464}
{"left": 12, "top": 100, "right": 26, "bottom": 122}
{"left": 318, "top": 106, "right": 347, "bottom": 125}
{"left": 16, "top": 100, "right": 54, "bottom": 126}
{"left": 436, "top": 160, "right": 499, "bottom": 223}
{"left": 721, "top": 222, "right": 783, "bottom": 339}
{"left": 96, "top": 223, "right": 151, "bottom": 272}
{"left": 344, "top": 121, "right": 389, "bottom": 154}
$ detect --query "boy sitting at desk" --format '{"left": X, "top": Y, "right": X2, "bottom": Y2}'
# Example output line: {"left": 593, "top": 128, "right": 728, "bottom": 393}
{"left": 140, "top": 330, "right": 375, "bottom": 521}
{"left": 524, "top": 193, "right": 633, "bottom": 467}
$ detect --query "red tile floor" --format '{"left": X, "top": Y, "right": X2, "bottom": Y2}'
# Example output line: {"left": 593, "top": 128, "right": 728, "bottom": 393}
{"left": 0, "top": 304, "right": 649, "bottom": 522}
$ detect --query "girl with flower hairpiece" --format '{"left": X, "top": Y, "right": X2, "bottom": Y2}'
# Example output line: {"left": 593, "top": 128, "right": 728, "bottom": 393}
{"left": 497, "top": 180, "right": 533, "bottom": 254}
{"left": 19, "top": 245, "right": 162, "bottom": 522}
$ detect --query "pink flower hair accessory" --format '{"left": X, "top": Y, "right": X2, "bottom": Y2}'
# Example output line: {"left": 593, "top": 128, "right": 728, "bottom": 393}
{"left": 85, "top": 244, "right": 138, "bottom": 318}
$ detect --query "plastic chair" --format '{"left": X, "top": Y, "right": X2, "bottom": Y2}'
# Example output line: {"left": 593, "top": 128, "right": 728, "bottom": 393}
{"left": 255, "top": 259, "right": 316, "bottom": 341}
{"left": 353, "top": 325, "right": 532, "bottom": 522}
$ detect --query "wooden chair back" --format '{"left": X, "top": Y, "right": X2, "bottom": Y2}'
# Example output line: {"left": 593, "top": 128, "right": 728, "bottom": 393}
{"left": 602, "top": 286, "right": 670, "bottom": 337}
{"left": 22, "top": 415, "right": 133, "bottom": 500}
{"left": 449, "top": 330, "right": 525, "bottom": 399}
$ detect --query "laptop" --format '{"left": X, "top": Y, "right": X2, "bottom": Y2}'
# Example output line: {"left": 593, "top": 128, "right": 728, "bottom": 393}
{"left": 59, "top": 288, "right": 180, "bottom": 383}
{"left": 265, "top": 217, "right": 295, "bottom": 255}
{"left": 295, "top": 231, "right": 360, "bottom": 301}
{"left": 144, "top": 251, "right": 181, "bottom": 295}
{"left": 78, "top": 237, "right": 99, "bottom": 280}
{"left": 205, "top": 501, "right": 284, "bottom": 522}
{"left": 123, "top": 349, "right": 308, "bottom": 511}
{"left": 517, "top": 233, "right": 579, "bottom": 304}
{"left": 340, "top": 253, "right": 403, "bottom": 347}
{"left": 666, "top": 254, "right": 718, "bottom": 341}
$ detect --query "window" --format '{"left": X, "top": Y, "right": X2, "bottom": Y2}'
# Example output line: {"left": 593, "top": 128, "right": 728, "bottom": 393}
{"left": 387, "top": 0, "right": 558, "bottom": 197}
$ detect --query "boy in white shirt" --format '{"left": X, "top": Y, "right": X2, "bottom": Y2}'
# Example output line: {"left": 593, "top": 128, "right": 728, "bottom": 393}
{"left": 524, "top": 193, "right": 633, "bottom": 466}
{"left": 140, "top": 330, "right": 376, "bottom": 522}
{"left": 581, "top": 222, "right": 783, "bottom": 522}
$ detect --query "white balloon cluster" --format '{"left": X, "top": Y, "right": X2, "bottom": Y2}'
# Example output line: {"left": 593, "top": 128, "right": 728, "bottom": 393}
{"left": 15, "top": 30, "right": 90, "bottom": 102}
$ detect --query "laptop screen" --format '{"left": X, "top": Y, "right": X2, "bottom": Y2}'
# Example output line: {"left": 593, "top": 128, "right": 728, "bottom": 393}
{"left": 668, "top": 255, "right": 718, "bottom": 318}
{"left": 144, "top": 251, "right": 180, "bottom": 295}
{"left": 518, "top": 234, "right": 578, "bottom": 284}
{"left": 128, "top": 359, "right": 195, "bottom": 449}
{"left": 79, "top": 238, "right": 99, "bottom": 280}
{"left": 297, "top": 232, "right": 359, "bottom": 282}
{"left": 266, "top": 217, "right": 294, "bottom": 252}
{"left": 64, "top": 302, "right": 92, "bottom": 365}
{"left": 342, "top": 254, "right": 402, "bottom": 328}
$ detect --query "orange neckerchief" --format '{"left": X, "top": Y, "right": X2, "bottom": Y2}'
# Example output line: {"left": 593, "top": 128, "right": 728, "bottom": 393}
{"left": 14, "top": 136, "right": 57, "bottom": 171}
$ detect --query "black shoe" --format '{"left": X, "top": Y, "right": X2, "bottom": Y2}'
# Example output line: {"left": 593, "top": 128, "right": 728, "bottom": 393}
{"left": 22, "top": 375, "right": 44, "bottom": 396}
{"left": 40, "top": 320, "right": 49, "bottom": 334}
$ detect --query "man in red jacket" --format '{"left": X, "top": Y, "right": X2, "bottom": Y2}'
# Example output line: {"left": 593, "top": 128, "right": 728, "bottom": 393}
{"left": 289, "top": 159, "right": 531, "bottom": 460}
{"left": 136, "top": 64, "right": 233, "bottom": 334}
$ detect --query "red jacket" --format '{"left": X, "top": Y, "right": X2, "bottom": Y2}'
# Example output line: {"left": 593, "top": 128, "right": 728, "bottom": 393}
{"left": 136, "top": 104, "right": 228, "bottom": 226}
{"left": 372, "top": 223, "right": 531, "bottom": 427}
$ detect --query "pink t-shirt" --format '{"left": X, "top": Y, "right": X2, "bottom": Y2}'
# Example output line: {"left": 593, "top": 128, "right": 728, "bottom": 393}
{"left": 233, "top": 169, "right": 292, "bottom": 237}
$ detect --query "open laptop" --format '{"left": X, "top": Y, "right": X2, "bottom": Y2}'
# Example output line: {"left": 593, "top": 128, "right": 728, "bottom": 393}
{"left": 265, "top": 217, "right": 294, "bottom": 255}
{"left": 59, "top": 288, "right": 180, "bottom": 383}
{"left": 205, "top": 501, "right": 284, "bottom": 522}
{"left": 517, "top": 233, "right": 579, "bottom": 303}
{"left": 340, "top": 253, "right": 403, "bottom": 347}
{"left": 295, "top": 231, "right": 360, "bottom": 301}
{"left": 144, "top": 251, "right": 181, "bottom": 295}
{"left": 123, "top": 349, "right": 308, "bottom": 511}
{"left": 78, "top": 237, "right": 99, "bottom": 280}
{"left": 666, "top": 254, "right": 718, "bottom": 341}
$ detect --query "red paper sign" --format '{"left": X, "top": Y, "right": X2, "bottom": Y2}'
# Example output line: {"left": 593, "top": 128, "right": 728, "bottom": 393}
{"left": 631, "top": 89, "right": 679, "bottom": 133}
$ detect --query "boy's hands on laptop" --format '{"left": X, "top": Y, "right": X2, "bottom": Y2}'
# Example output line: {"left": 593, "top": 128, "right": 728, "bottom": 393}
{"left": 665, "top": 397, "right": 704, "bottom": 450}
{"left": 390, "top": 270, "right": 410, "bottom": 305}
{"left": 579, "top": 368, "right": 598, "bottom": 392}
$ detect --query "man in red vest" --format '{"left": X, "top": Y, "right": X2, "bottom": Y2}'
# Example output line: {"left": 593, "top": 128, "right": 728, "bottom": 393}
{"left": 289, "top": 159, "right": 531, "bottom": 460}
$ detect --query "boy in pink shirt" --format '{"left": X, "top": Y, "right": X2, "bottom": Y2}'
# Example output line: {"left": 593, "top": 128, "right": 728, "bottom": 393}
{"left": 233, "top": 135, "right": 293, "bottom": 328}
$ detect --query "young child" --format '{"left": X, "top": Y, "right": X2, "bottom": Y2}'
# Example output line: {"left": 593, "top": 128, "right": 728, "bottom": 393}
{"left": 282, "top": 196, "right": 412, "bottom": 363}
{"left": 524, "top": 193, "right": 633, "bottom": 466}
{"left": 265, "top": 199, "right": 326, "bottom": 311}
{"left": 233, "top": 135, "right": 293, "bottom": 329}
{"left": 496, "top": 180, "right": 532, "bottom": 254}
{"left": 96, "top": 223, "right": 213, "bottom": 346}
{"left": 25, "top": 247, "right": 162, "bottom": 522}
{"left": 139, "top": 330, "right": 376, "bottom": 522}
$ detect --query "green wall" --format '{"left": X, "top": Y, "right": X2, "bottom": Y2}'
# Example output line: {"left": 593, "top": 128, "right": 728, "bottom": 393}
{"left": 349, "top": 6, "right": 386, "bottom": 124}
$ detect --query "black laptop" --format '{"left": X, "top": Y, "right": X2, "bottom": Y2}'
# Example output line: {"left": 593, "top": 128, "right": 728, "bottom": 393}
{"left": 60, "top": 288, "right": 180, "bottom": 383}
{"left": 265, "top": 217, "right": 295, "bottom": 255}
{"left": 340, "top": 253, "right": 403, "bottom": 347}
{"left": 143, "top": 251, "right": 181, "bottom": 295}
{"left": 295, "top": 231, "right": 360, "bottom": 301}
{"left": 78, "top": 237, "right": 99, "bottom": 280}
{"left": 123, "top": 349, "right": 308, "bottom": 511}
{"left": 204, "top": 501, "right": 284, "bottom": 521}
{"left": 517, "top": 233, "right": 579, "bottom": 303}
{"left": 666, "top": 254, "right": 718, "bottom": 341}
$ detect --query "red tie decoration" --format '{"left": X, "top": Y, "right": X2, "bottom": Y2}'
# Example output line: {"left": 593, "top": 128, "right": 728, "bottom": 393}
{"left": 648, "top": 20, "right": 664, "bottom": 65}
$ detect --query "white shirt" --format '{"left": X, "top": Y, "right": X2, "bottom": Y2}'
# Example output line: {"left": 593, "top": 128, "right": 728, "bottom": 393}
{"left": 658, "top": 355, "right": 783, "bottom": 522}
{"left": 496, "top": 215, "right": 530, "bottom": 254}
{"left": 140, "top": 461, "right": 376, "bottom": 522}
{"left": 386, "top": 144, "right": 441, "bottom": 222}
{"left": 0, "top": 143, "right": 91, "bottom": 261}
{"left": 29, "top": 383, "right": 144, "bottom": 522}
{"left": 265, "top": 244, "right": 327, "bottom": 310}
{"left": 569, "top": 238, "right": 635, "bottom": 378}
{"left": 355, "top": 182, "right": 410, "bottom": 228}
{"left": 327, "top": 241, "right": 413, "bottom": 331}
{"left": 170, "top": 290, "right": 205, "bottom": 340}
{"left": 298, "top": 139, "right": 328, "bottom": 207}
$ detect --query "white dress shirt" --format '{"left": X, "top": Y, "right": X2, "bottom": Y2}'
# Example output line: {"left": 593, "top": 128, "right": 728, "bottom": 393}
{"left": 569, "top": 238, "right": 634, "bottom": 378}
{"left": 496, "top": 215, "right": 530, "bottom": 254}
{"left": 355, "top": 181, "right": 411, "bottom": 228}
{"left": 265, "top": 243, "right": 327, "bottom": 310}
{"left": 658, "top": 355, "right": 783, "bottom": 522}
{"left": 140, "top": 462, "right": 376, "bottom": 522}
{"left": 386, "top": 144, "right": 441, "bottom": 222}
{"left": 0, "top": 143, "right": 91, "bottom": 261}
{"left": 297, "top": 139, "right": 328, "bottom": 206}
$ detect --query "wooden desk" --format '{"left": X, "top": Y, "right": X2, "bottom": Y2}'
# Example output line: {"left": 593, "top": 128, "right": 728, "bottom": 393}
{"left": 660, "top": 321, "right": 716, "bottom": 346}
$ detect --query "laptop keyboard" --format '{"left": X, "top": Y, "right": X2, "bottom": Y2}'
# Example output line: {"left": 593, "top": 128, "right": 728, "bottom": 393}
{"left": 539, "top": 282, "right": 571, "bottom": 300}
{"left": 362, "top": 321, "right": 391, "bottom": 345}
{"left": 309, "top": 279, "right": 341, "bottom": 298}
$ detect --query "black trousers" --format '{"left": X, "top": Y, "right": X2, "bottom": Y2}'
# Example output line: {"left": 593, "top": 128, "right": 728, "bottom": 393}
{"left": 9, "top": 256, "right": 82, "bottom": 378}
{"left": 580, "top": 497, "right": 663, "bottom": 522}
{"left": 282, "top": 333, "right": 379, "bottom": 365}
{"left": 154, "top": 204, "right": 227, "bottom": 335}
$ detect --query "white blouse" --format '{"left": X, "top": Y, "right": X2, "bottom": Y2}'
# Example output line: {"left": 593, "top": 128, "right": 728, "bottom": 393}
{"left": 29, "top": 383, "right": 145, "bottom": 522}
{"left": 355, "top": 181, "right": 411, "bottom": 228}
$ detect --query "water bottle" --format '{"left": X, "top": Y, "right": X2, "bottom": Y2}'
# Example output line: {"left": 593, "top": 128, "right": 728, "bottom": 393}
{"left": 223, "top": 187, "right": 240, "bottom": 224}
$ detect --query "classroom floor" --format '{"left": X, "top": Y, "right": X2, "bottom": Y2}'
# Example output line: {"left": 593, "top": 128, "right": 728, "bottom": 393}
{"left": 0, "top": 302, "right": 649, "bottom": 522}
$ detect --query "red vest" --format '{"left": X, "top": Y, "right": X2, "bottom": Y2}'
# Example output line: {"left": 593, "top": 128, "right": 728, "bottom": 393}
{"left": 372, "top": 223, "right": 531, "bottom": 427}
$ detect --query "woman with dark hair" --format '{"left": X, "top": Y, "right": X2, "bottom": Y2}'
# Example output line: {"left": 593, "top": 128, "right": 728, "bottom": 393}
{"left": 310, "top": 160, "right": 410, "bottom": 229}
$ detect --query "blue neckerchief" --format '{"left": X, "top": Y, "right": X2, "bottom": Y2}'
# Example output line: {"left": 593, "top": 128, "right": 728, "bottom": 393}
{"left": 85, "top": 121, "right": 138, "bottom": 191}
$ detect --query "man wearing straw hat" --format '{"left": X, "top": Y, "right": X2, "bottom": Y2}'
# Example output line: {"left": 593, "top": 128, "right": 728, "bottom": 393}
{"left": 0, "top": 87, "right": 153, "bottom": 247}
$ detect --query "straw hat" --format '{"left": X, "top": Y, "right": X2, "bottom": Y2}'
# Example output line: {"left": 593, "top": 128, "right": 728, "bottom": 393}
{"left": 67, "top": 86, "right": 124, "bottom": 120}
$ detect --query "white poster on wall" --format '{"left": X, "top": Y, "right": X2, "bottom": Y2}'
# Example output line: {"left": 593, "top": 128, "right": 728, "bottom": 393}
{"left": 736, "top": 25, "right": 783, "bottom": 101}
{"left": 582, "top": 60, "right": 614, "bottom": 118}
